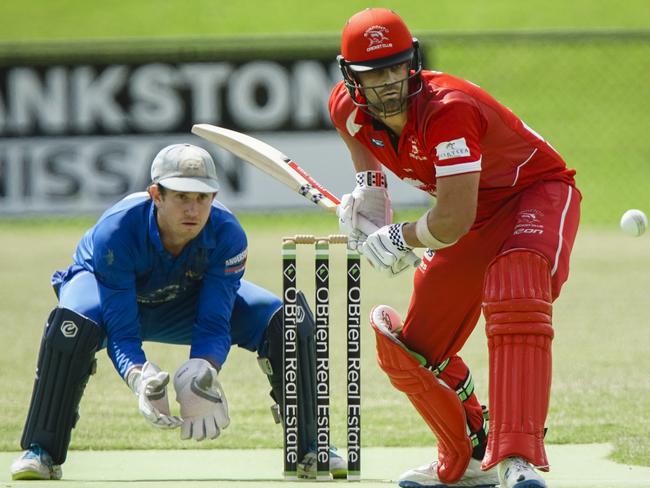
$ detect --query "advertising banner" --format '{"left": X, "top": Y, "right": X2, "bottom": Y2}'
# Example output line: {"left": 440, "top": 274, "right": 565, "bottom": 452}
{"left": 0, "top": 45, "right": 430, "bottom": 215}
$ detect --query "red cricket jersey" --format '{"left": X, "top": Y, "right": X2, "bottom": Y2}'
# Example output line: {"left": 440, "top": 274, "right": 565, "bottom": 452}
{"left": 329, "top": 71, "right": 576, "bottom": 224}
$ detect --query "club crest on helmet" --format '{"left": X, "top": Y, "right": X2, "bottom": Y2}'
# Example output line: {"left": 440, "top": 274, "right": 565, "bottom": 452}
{"left": 364, "top": 25, "right": 393, "bottom": 52}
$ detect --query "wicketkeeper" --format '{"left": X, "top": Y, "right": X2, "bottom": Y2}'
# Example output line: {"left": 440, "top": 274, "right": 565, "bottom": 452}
{"left": 332, "top": 8, "right": 581, "bottom": 488}
{"left": 9, "top": 144, "right": 346, "bottom": 481}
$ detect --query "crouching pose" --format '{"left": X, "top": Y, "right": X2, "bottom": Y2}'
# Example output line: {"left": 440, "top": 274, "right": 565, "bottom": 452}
{"left": 332, "top": 8, "right": 580, "bottom": 488}
{"left": 10, "top": 144, "right": 346, "bottom": 481}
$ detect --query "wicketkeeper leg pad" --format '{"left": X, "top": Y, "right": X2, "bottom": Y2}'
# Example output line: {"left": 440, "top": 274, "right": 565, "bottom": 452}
{"left": 481, "top": 250, "right": 553, "bottom": 471}
{"left": 21, "top": 308, "right": 103, "bottom": 465}
{"left": 370, "top": 306, "right": 472, "bottom": 484}
{"left": 258, "top": 291, "right": 317, "bottom": 461}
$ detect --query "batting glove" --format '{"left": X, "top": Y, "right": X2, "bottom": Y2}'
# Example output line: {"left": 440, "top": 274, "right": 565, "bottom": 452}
{"left": 360, "top": 223, "right": 413, "bottom": 277}
{"left": 337, "top": 171, "right": 392, "bottom": 250}
{"left": 174, "top": 358, "right": 230, "bottom": 441}
{"left": 127, "top": 361, "right": 182, "bottom": 429}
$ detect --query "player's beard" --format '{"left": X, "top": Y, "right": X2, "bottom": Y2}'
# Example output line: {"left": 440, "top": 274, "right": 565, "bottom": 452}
{"left": 365, "top": 80, "right": 408, "bottom": 118}
{"left": 379, "top": 96, "right": 404, "bottom": 115}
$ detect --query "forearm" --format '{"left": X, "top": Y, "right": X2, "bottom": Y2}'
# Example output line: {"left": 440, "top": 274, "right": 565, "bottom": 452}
{"left": 402, "top": 206, "right": 470, "bottom": 248}
{"left": 97, "top": 280, "right": 144, "bottom": 378}
{"left": 191, "top": 311, "right": 232, "bottom": 369}
{"left": 190, "top": 311, "right": 231, "bottom": 369}
{"left": 190, "top": 336, "right": 229, "bottom": 370}
{"left": 108, "top": 337, "right": 146, "bottom": 379}
{"left": 402, "top": 173, "right": 479, "bottom": 248}
{"left": 352, "top": 157, "right": 382, "bottom": 173}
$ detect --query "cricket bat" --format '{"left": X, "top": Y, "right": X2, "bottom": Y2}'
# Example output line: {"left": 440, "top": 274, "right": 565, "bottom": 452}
{"left": 191, "top": 123, "right": 420, "bottom": 267}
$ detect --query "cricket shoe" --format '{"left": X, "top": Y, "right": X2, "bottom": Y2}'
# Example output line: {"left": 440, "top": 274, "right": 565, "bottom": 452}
{"left": 498, "top": 457, "right": 547, "bottom": 488}
{"left": 398, "top": 457, "right": 497, "bottom": 487}
{"left": 297, "top": 444, "right": 348, "bottom": 479}
{"left": 10, "top": 444, "right": 63, "bottom": 480}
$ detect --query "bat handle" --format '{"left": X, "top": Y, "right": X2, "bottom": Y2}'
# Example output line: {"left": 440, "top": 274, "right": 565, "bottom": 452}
{"left": 401, "top": 249, "right": 422, "bottom": 268}
{"left": 356, "top": 215, "right": 422, "bottom": 268}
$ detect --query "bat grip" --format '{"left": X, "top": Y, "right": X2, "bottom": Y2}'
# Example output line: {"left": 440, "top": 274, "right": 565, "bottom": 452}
{"left": 401, "top": 250, "right": 422, "bottom": 268}
{"left": 356, "top": 215, "right": 421, "bottom": 268}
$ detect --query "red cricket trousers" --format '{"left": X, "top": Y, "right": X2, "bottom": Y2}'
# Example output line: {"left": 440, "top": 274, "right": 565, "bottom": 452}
{"left": 401, "top": 180, "right": 581, "bottom": 435}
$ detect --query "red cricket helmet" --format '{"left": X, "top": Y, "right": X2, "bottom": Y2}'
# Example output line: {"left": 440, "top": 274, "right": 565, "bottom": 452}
{"left": 337, "top": 8, "right": 423, "bottom": 117}
{"left": 340, "top": 7, "right": 416, "bottom": 72}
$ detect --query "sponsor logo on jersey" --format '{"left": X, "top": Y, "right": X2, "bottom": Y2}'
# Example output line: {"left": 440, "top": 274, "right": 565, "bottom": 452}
{"left": 435, "top": 137, "right": 471, "bottom": 161}
{"left": 185, "top": 270, "right": 203, "bottom": 280}
{"left": 370, "top": 138, "right": 385, "bottom": 147}
{"left": 364, "top": 25, "right": 393, "bottom": 52}
{"left": 408, "top": 136, "right": 427, "bottom": 161}
{"left": 513, "top": 208, "right": 545, "bottom": 235}
{"left": 225, "top": 248, "right": 248, "bottom": 273}
{"left": 138, "top": 284, "right": 182, "bottom": 304}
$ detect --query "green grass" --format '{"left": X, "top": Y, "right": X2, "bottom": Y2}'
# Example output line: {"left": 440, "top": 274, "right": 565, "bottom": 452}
{"left": 1, "top": 218, "right": 649, "bottom": 468}
{"left": 0, "top": 0, "right": 648, "bottom": 41}
{"left": 0, "top": 1, "right": 649, "bottom": 467}
{"left": 0, "top": 4, "right": 647, "bottom": 227}
{"left": 0, "top": 2, "right": 648, "bottom": 226}
{"left": 429, "top": 37, "right": 650, "bottom": 225}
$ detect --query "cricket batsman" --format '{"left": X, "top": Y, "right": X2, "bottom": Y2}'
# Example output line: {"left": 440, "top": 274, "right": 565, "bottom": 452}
{"left": 9, "top": 144, "right": 346, "bottom": 480}
{"left": 332, "top": 8, "right": 581, "bottom": 488}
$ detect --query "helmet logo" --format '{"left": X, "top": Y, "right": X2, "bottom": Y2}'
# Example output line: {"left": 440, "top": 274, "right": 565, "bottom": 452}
{"left": 364, "top": 25, "right": 393, "bottom": 52}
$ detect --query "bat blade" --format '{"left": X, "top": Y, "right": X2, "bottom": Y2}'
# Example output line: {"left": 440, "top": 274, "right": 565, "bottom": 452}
{"left": 192, "top": 124, "right": 295, "bottom": 187}
{"left": 192, "top": 124, "right": 338, "bottom": 211}
{"left": 192, "top": 123, "right": 421, "bottom": 268}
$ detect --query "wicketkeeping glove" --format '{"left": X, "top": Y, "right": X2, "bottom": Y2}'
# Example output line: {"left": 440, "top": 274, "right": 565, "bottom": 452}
{"left": 127, "top": 361, "right": 182, "bottom": 429}
{"left": 360, "top": 223, "right": 413, "bottom": 277}
{"left": 174, "top": 358, "right": 230, "bottom": 441}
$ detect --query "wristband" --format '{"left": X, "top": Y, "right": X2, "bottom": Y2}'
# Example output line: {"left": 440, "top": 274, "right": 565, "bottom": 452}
{"left": 355, "top": 171, "right": 387, "bottom": 188}
{"left": 415, "top": 212, "right": 457, "bottom": 250}
{"left": 388, "top": 222, "right": 413, "bottom": 252}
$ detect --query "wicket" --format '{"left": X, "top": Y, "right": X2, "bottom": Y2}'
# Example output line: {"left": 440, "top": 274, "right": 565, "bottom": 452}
{"left": 282, "top": 234, "right": 361, "bottom": 481}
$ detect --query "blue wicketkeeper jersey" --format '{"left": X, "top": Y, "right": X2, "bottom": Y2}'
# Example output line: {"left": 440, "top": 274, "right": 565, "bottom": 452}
{"left": 65, "top": 192, "right": 248, "bottom": 377}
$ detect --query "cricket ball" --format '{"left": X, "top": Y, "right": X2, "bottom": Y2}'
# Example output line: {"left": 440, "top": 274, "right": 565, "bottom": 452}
{"left": 380, "top": 305, "right": 403, "bottom": 334}
{"left": 620, "top": 209, "right": 647, "bottom": 237}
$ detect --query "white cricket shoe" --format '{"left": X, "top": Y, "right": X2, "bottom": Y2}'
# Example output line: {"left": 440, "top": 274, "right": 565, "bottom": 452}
{"left": 398, "top": 457, "right": 498, "bottom": 487}
{"left": 10, "top": 444, "right": 63, "bottom": 480}
{"left": 297, "top": 445, "right": 348, "bottom": 479}
{"left": 498, "top": 457, "right": 547, "bottom": 488}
